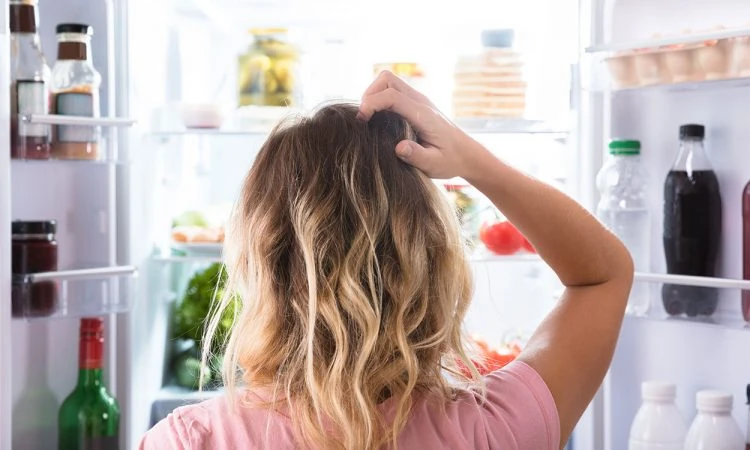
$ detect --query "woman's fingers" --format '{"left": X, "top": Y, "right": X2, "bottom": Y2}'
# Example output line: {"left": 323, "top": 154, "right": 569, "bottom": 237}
{"left": 358, "top": 88, "right": 429, "bottom": 130}
{"left": 361, "top": 70, "right": 426, "bottom": 103}
{"left": 395, "top": 140, "right": 439, "bottom": 176}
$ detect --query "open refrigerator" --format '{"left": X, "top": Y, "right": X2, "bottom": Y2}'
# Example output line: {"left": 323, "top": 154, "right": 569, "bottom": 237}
{"left": 2, "top": 0, "right": 750, "bottom": 449}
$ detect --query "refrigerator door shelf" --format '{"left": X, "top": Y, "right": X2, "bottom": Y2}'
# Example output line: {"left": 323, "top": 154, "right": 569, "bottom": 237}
{"left": 22, "top": 114, "right": 137, "bottom": 128}
{"left": 626, "top": 272, "right": 750, "bottom": 330}
{"left": 11, "top": 266, "right": 137, "bottom": 320}
{"left": 585, "top": 26, "right": 750, "bottom": 54}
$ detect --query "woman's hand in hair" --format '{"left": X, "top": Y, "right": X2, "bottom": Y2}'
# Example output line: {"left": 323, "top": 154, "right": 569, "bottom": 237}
{"left": 358, "top": 70, "right": 486, "bottom": 179}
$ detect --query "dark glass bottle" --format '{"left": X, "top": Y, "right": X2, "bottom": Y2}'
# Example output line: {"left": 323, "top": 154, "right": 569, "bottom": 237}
{"left": 58, "top": 318, "right": 120, "bottom": 450}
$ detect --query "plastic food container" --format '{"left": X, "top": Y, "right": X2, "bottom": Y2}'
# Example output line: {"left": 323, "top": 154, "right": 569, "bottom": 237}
{"left": 237, "top": 28, "right": 300, "bottom": 107}
{"left": 180, "top": 104, "right": 224, "bottom": 129}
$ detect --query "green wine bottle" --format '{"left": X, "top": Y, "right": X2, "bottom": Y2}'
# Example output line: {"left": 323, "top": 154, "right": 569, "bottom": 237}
{"left": 58, "top": 318, "right": 120, "bottom": 450}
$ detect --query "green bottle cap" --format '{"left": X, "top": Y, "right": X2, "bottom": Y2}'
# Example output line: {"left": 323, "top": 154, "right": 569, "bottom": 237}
{"left": 608, "top": 139, "right": 641, "bottom": 155}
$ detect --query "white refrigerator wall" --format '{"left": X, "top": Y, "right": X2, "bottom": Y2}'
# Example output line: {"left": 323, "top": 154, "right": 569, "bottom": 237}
{"left": 600, "top": 0, "right": 750, "bottom": 448}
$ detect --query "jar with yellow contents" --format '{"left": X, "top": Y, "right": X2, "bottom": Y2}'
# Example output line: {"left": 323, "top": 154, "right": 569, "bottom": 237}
{"left": 237, "top": 28, "right": 300, "bottom": 107}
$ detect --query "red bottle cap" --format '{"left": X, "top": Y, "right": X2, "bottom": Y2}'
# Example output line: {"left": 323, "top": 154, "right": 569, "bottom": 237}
{"left": 79, "top": 317, "right": 104, "bottom": 369}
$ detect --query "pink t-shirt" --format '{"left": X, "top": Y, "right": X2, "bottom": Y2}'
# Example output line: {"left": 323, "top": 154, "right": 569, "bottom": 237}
{"left": 139, "top": 361, "right": 559, "bottom": 450}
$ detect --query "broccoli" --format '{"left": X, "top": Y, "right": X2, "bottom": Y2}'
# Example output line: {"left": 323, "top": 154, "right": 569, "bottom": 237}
{"left": 172, "top": 263, "right": 238, "bottom": 355}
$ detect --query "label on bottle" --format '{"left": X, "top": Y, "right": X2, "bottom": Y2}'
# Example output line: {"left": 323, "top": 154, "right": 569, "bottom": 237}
{"left": 16, "top": 80, "right": 48, "bottom": 137}
{"left": 82, "top": 435, "right": 118, "bottom": 450}
{"left": 54, "top": 92, "right": 98, "bottom": 143}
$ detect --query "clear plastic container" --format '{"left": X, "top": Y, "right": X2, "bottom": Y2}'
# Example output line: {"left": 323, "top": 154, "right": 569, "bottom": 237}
{"left": 596, "top": 139, "right": 650, "bottom": 316}
{"left": 628, "top": 381, "right": 687, "bottom": 450}
{"left": 685, "top": 390, "right": 744, "bottom": 450}
{"left": 50, "top": 23, "right": 102, "bottom": 160}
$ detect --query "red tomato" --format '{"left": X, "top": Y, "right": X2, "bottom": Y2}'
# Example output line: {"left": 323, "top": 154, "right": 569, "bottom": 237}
{"left": 521, "top": 235, "right": 536, "bottom": 254}
{"left": 479, "top": 221, "right": 524, "bottom": 255}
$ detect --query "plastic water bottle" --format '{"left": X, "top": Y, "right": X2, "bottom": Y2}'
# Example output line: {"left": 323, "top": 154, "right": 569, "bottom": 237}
{"left": 628, "top": 381, "right": 687, "bottom": 450}
{"left": 596, "top": 139, "right": 650, "bottom": 315}
{"left": 685, "top": 390, "right": 744, "bottom": 450}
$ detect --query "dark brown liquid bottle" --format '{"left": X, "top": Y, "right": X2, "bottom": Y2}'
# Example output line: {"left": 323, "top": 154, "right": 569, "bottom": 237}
{"left": 743, "top": 181, "right": 750, "bottom": 322}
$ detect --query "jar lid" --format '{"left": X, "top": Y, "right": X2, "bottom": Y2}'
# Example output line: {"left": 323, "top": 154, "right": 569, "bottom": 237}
{"left": 481, "top": 29, "right": 515, "bottom": 48}
{"left": 56, "top": 23, "right": 92, "bottom": 35}
{"left": 608, "top": 139, "right": 641, "bottom": 155}
{"left": 641, "top": 381, "right": 676, "bottom": 401}
{"left": 249, "top": 27, "right": 287, "bottom": 36}
{"left": 12, "top": 220, "right": 57, "bottom": 235}
{"left": 696, "top": 390, "right": 733, "bottom": 413}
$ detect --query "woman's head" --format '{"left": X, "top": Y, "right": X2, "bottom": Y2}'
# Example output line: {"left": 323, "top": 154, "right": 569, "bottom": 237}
{"left": 205, "top": 103, "right": 476, "bottom": 449}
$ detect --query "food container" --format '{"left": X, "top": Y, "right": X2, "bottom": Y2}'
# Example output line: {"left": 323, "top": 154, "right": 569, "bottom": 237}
{"left": 237, "top": 28, "right": 301, "bottom": 107}
{"left": 694, "top": 39, "right": 732, "bottom": 80}
{"left": 662, "top": 46, "right": 699, "bottom": 83}
{"left": 180, "top": 104, "right": 224, "bottom": 129}
{"left": 730, "top": 35, "right": 750, "bottom": 77}
{"left": 605, "top": 54, "right": 638, "bottom": 88}
{"left": 633, "top": 49, "right": 670, "bottom": 86}
{"left": 11, "top": 220, "right": 58, "bottom": 317}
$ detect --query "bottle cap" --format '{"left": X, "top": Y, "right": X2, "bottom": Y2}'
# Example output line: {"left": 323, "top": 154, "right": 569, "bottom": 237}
{"left": 11, "top": 220, "right": 57, "bottom": 236}
{"left": 679, "top": 124, "right": 705, "bottom": 140}
{"left": 696, "top": 390, "right": 733, "bottom": 413}
{"left": 481, "top": 29, "right": 515, "bottom": 48}
{"left": 56, "top": 23, "right": 93, "bottom": 35}
{"left": 81, "top": 317, "right": 104, "bottom": 335}
{"left": 608, "top": 139, "right": 641, "bottom": 155}
{"left": 641, "top": 381, "right": 676, "bottom": 401}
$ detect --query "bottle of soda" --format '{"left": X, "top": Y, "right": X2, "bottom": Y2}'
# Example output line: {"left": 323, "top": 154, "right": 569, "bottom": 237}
{"left": 662, "top": 124, "right": 722, "bottom": 317}
{"left": 596, "top": 139, "right": 650, "bottom": 315}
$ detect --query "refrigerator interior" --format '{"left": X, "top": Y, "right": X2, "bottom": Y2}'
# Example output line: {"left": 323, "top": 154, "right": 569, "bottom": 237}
{"left": 1, "top": 0, "right": 583, "bottom": 449}
{"left": 126, "top": 0, "right": 579, "bottom": 446}
{"left": 586, "top": 0, "right": 750, "bottom": 448}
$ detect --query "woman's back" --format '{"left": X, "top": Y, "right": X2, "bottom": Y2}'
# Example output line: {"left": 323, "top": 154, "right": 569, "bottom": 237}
{"left": 141, "top": 361, "right": 558, "bottom": 449}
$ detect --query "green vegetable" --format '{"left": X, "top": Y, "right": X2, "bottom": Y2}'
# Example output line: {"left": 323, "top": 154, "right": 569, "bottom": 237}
{"left": 173, "top": 354, "right": 211, "bottom": 390}
{"left": 172, "top": 263, "right": 238, "bottom": 355}
{"left": 172, "top": 210, "right": 209, "bottom": 228}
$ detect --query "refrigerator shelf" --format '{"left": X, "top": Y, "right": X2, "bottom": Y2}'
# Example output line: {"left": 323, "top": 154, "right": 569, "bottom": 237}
{"left": 455, "top": 118, "right": 569, "bottom": 136}
{"left": 11, "top": 266, "right": 138, "bottom": 320}
{"left": 22, "top": 114, "right": 137, "bottom": 127}
{"left": 586, "top": 26, "right": 750, "bottom": 54}
{"left": 152, "top": 254, "right": 223, "bottom": 264}
{"left": 634, "top": 272, "right": 750, "bottom": 290}
{"left": 149, "top": 129, "right": 268, "bottom": 139}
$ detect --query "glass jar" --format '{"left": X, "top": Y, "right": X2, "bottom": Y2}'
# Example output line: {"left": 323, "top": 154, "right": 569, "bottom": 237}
{"left": 10, "top": 0, "right": 51, "bottom": 160}
{"left": 237, "top": 28, "right": 300, "bottom": 107}
{"left": 442, "top": 183, "right": 484, "bottom": 247}
{"left": 11, "top": 220, "right": 58, "bottom": 317}
{"left": 50, "top": 23, "right": 102, "bottom": 160}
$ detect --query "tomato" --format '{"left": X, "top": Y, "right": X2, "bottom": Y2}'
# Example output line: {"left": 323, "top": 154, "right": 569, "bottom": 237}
{"left": 479, "top": 221, "right": 524, "bottom": 255}
{"left": 521, "top": 235, "right": 536, "bottom": 254}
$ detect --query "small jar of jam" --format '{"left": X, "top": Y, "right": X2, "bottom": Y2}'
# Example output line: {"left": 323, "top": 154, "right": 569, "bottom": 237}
{"left": 11, "top": 220, "right": 58, "bottom": 317}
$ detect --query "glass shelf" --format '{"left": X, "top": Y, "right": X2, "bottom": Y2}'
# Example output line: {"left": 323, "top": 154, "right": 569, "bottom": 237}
{"left": 12, "top": 266, "right": 138, "bottom": 320}
{"left": 22, "top": 114, "right": 136, "bottom": 127}
{"left": 149, "top": 129, "right": 268, "bottom": 139}
{"left": 455, "top": 118, "right": 569, "bottom": 136}
{"left": 152, "top": 254, "right": 223, "bottom": 264}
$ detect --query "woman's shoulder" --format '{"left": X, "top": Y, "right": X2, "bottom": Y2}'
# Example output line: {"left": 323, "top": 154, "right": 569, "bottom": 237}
{"left": 400, "top": 361, "right": 560, "bottom": 450}
{"left": 138, "top": 391, "right": 297, "bottom": 450}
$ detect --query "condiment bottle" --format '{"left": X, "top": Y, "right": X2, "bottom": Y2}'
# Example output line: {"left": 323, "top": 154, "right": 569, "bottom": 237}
{"left": 9, "top": 0, "right": 51, "bottom": 160}
{"left": 11, "top": 220, "right": 58, "bottom": 317}
{"left": 50, "top": 23, "right": 102, "bottom": 160}
{"left": 684, "top": 390, "right": 744, "bottom": 450}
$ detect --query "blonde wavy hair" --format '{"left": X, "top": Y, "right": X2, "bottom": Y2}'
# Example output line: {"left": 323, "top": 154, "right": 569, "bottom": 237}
{"left": 202, "top": 103, "right": 478, "bottom": 449}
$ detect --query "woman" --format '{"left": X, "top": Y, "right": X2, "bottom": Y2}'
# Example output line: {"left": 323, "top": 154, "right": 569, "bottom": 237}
{"left": 141, "top": 72, "right": 633, "bottom": 449}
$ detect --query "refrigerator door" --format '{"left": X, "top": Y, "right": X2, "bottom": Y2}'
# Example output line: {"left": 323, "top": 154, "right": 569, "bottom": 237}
{"left": 582, "top": 0, "right": 750, "bottom": 448}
